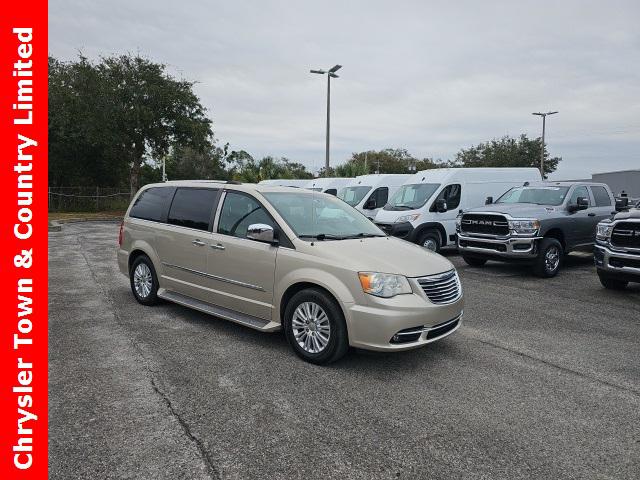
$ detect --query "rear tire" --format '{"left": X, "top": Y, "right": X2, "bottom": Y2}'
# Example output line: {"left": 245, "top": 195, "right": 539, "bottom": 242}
{"left": 462, "top": 255, "right": 487, "bottom": 267}
{"left": 418, "top": 230, "right": 441, "bottom": 253}
{"left": 283, "top": 289, "right": 349, "bottom": 365}
{"left": 533, "top": 238, "right": 563, "bottom": 278}
{"left": 598, "top": 274, "right": 628, "bottom": 290}
{"left": 130, "top": 254, "right": 160, "bottom": 305}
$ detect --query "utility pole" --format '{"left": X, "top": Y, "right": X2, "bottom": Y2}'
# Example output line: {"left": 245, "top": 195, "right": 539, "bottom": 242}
{"left": 532, "top": 111, "right": 558, "bottom": 178}
{"left": 310, "top": 65, "right": 342, "bottom": 176}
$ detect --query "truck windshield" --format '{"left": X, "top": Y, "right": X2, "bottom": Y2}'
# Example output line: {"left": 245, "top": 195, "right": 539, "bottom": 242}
{"left": 385, "top": 183, "right": 440, "bottom": 210}
{"left": 337, "top": 186, "right": 371, "bottom": 206}
{"left": 263, "top": 192, "right": 384, "bottom": 239}
{"left": 496, "top": 186, "right": 570, "bottom": 206}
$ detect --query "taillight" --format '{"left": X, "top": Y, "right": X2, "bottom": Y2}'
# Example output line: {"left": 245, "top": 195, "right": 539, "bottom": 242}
{"left": 118, "top": 222, "right": 124, "bottom": 246}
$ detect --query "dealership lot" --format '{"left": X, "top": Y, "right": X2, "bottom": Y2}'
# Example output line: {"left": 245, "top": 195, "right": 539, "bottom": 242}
{"left": 49, "top": 222, "right": 639, "bottom": 479}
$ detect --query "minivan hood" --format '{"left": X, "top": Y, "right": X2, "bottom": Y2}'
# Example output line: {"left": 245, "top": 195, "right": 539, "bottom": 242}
{"left": 299, "top": 236, "right": 454, "bottom": 278}
{"left": 466, "top": 203, "right": 562, "bottom": 218}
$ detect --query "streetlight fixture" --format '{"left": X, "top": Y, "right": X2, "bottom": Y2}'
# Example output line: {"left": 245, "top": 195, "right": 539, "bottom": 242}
{"left": 532, "top": 111, "right": 558, "bottom": 178}
{"left": 310, "top": 64, "right": 342, "bottom": 176}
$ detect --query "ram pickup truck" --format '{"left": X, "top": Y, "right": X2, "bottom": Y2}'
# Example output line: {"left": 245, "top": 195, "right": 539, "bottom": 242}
{"left": 594, "top": 200, "right": 640, "bottom": 289}
{"left": 456, "top": 181, "right": 616, "bottom": 277}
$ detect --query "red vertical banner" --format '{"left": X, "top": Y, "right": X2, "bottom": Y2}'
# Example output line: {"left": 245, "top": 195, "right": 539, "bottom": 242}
{"left": 0, "top": 1, "right": 48, "bottom": 479}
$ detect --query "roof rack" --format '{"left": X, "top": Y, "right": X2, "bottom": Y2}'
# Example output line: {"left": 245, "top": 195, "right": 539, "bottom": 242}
{"left": 164, "top": 180, "right": 242, "bottom": 184}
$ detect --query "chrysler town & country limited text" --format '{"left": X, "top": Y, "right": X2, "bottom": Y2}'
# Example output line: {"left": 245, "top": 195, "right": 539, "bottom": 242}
{"left": 118, "top": 181, "right": 464, "bottom": 364}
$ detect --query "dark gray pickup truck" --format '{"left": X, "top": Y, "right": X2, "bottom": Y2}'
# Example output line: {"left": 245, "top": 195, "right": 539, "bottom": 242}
{"left": 456, "top": 181, "right": 616, "bottom": 277}
{"left": 594, "top": 200, "right": 640, "bottom": 289}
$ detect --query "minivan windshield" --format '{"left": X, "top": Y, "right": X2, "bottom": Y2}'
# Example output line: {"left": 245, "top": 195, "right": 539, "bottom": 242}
{"left": 263, "top": 192, "right": 384, "bottom": 240}
{"left": 385, "top": 183, "right": 440, "bottom": 210}
{"left": 496, "top": 186, "right": 570, "bottom": 206}
{"left": 338, "top": 186, "right": 371, "bottom": 206}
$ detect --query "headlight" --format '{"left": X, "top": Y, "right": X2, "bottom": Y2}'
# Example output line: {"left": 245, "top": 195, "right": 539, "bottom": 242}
{"left": 358, "top": 272, "right": 412, "bottom": 298}
{"left": 508, "top": 219, "right": 540, "bottom": 235}
{"left": 596, "top": 222, "right": 613, "bottom": 240}
{"left": 396, "top": 213, "right": 421, "bottom": 223}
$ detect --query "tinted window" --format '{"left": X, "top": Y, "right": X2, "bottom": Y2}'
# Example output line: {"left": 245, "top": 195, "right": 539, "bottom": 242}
{"left": 218, "top": 192, "right": 276, "bottom": 238}
{"left": 130, "top": 187, "right": 174, "bottom": 222}
{"left": 568, "top": 186, "right": 590, "bottom": 206}
{"left": 591, "top": 186, "right": 611, "bottom": 207}
{"left": 324, "top": 188, "right": 337, "bottom": 196}
{"left": 168, "top": 188, "right": 218, "bottom": 231}
{"left": 431, "top": 184, "right": 461, "bottom": 211}
{"left": 369, "top": 187, "right": 389, "bottom": 208}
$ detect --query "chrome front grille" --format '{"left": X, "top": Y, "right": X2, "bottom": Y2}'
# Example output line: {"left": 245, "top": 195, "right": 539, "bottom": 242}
{"left": 417, "top": 270, "right": 462, "bottom": 304}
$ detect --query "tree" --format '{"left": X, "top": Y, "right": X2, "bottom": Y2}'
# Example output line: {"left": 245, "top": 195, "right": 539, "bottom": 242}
{"left": 48, "top": 54, "right": 213, "bottom": 195}
{"left": 333, "top": 148, "right": 449, "bottom": 176}
{"left": 226, "top": 154, "right": 313, "bottom": 183}
{"left": 454, "top": 134, "right": 561, "bottom": 178}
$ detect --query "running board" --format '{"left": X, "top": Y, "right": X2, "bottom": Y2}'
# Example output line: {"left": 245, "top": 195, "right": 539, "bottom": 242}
{"left": 157, "top": 289, "right": 280, "bottom": 332}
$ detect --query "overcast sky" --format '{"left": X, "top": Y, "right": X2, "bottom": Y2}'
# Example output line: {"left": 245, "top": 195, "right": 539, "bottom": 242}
{"left": 50, "top": 0, "right": 640, "bottom": 179}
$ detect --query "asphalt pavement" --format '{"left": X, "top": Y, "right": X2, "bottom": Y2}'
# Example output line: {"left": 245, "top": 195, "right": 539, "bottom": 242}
{"left": 49, "top": 222, "right": 640, "bottom": 479}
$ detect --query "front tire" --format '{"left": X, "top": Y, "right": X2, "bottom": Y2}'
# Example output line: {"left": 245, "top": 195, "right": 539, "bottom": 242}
{"left": 462, "top": 255, "right": 487, "bottom": 267}
{"left": 533, "top": 238, "right": 563, "bottom": 278}
{"left": 130, "top": 255, "right": 160, "bottom": 305}
{"left": 598, "top": 274, "right": 628, "bottom": 290}
{"left": 283, "top": 289, "right": 349, "bottom": 365}
{"left": 418, "top": 229, "right": 441, "bottom": 253}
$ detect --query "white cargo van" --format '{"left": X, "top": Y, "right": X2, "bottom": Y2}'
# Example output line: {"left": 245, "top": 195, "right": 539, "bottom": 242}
{"left": 338, "top": 174, "right": 411, "bottom": 219}
{"left": 257, "top": 179, "right": 311, "bottom": 188}
{"left": 374, "top": 168, "right": 542, "bottom": 252}
{"left": 304, "top": 177, "right": 354, "bottom": 196}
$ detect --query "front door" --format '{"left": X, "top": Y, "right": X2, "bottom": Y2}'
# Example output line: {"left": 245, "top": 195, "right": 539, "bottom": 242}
{"left": 430, "top": 184, "right": 462, "bottom": 246}
{"left": 565, "top": 185, "right": 594, "bottom": 247}
{"left": 207, "top": 191, "right": 278, "bottom": 320}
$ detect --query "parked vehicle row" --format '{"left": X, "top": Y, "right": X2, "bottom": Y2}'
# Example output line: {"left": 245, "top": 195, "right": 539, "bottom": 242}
{"left": 119, "top": 181, "right": 464, "bottom": 365}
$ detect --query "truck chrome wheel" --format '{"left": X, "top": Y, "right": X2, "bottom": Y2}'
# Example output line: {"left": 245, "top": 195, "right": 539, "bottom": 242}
{"left": 133, "top": 263, "right": 153, "bottom": 298}
{"left": 291, "top": 302, "right": 331, "bottom": 353}
{"left": 545, "top": 246, "right": 560, "bottom": 273}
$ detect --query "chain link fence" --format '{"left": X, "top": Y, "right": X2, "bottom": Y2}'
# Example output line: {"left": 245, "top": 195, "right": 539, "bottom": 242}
{"left": 48, "top": 187, "right": 131, "bottom": 212}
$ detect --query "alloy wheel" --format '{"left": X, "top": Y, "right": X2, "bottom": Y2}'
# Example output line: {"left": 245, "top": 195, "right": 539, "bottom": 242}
{"left": 291, "top": 302, "right": 331, "bottom": 354}
{"left": 545, "top": 246, "right": 560, "bottom": 273}
{"left": 133, "top": 263, "right": 153, "bottom": 298}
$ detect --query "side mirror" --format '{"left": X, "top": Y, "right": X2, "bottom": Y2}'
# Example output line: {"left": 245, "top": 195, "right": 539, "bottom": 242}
{"left": 615, "top": 197, "right": 629, "bottom": 211}
{"left": 364, "top": 197, "right": 377, "bottom": 210}
{"left": 435, "top": 199, "right": 448, "bottom": 213}
{"left": 577, "top": 197, "right": 589, "bottom": 210}
{"left": 485, "top": 196, "right": 493, "bottom": 205}
{"left": 247, "top": 224, "right": 276, "bottom": 244}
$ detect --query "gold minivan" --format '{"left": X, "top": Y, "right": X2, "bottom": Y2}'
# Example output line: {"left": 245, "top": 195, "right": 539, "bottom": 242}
{"left": 118, "top": 181, "right": 464, "bottom": 364}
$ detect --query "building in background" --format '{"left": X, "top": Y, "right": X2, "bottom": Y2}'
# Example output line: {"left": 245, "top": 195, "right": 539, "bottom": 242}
{"left": 591, "top": 169, "right": 640, "bottom": 197}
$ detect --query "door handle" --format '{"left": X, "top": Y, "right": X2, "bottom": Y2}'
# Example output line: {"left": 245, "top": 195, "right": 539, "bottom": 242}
{"left": 192, "top": 239, "right": 206, "bottom": 246}
{"left": 210, "top": 243, "right": 225, "bottom": 250}
{"left": 588, "top": 213, "right": 596, "bottom": 217}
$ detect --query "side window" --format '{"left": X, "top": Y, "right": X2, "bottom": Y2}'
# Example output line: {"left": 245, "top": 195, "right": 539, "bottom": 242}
{"left": 324, "top": 188, "right": 337, "bottom": 196}
{"left": 568, "top": 186, "right": 590, "bottom": 206}
{"left": 431, "top": 184, "right": 461, "bottom": 211}
{"left": 218, "top": 192, "right": 276, "bottom": 239}
{"left": 129, "top": 187, "right": 174, "bottom": 222}
{"left": 370, "top": 187, "right": 389, "bottom": 207}
{"left": 590, "top": 186, "right": 612, "bottom": 207}
{"left": 167, "top": 188, "right": 219, "bottom": 231}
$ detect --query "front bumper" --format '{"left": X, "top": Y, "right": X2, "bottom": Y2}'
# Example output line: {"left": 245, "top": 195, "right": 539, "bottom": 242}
{"left": 594, "top": 243, "right": 640, "bottom": 282}
{"left": 375, "top": 221, "right": 414, "bottom": 240}
{"left": 457, "top": 233, "right": 541, "bottom": 258}
{"left": 345, "top": 290, "right": 464, "bottom": 351}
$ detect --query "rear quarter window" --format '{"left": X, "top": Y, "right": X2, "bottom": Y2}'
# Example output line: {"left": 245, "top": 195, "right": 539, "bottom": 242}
{"left": 591, "top": 186, "right": 612, "bottom": 207}
{"left": 129, "top": 187, "right": 175, "bottom": 222}
{"left": 167, "top": 188, "right": 219, "bottom": 231}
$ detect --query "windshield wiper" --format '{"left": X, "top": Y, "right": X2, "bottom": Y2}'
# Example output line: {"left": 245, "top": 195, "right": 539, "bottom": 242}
{"left": 391, "top": 204, "right": 414, "bottom": 210}
{"left": 342, "top": 232, "right": 385, "bottom": 239}
{"left": 298, "top": 233, "right": 346, "bottom": 241}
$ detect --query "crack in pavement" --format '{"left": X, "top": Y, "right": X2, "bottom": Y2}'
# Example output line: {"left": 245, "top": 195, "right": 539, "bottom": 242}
{"left": 464, "top": 330, "right": 640, "bottom": 397}
{"left": 75, "top": 236, "right": 221, "bottom": 480}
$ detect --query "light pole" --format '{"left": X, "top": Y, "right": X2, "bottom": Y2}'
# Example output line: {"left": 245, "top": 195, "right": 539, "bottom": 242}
{"left": 532, "top": 111, "right": 558, "bottom": 178}
{"left": 311, "top": 64, "right": 341, "bottom": 176}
